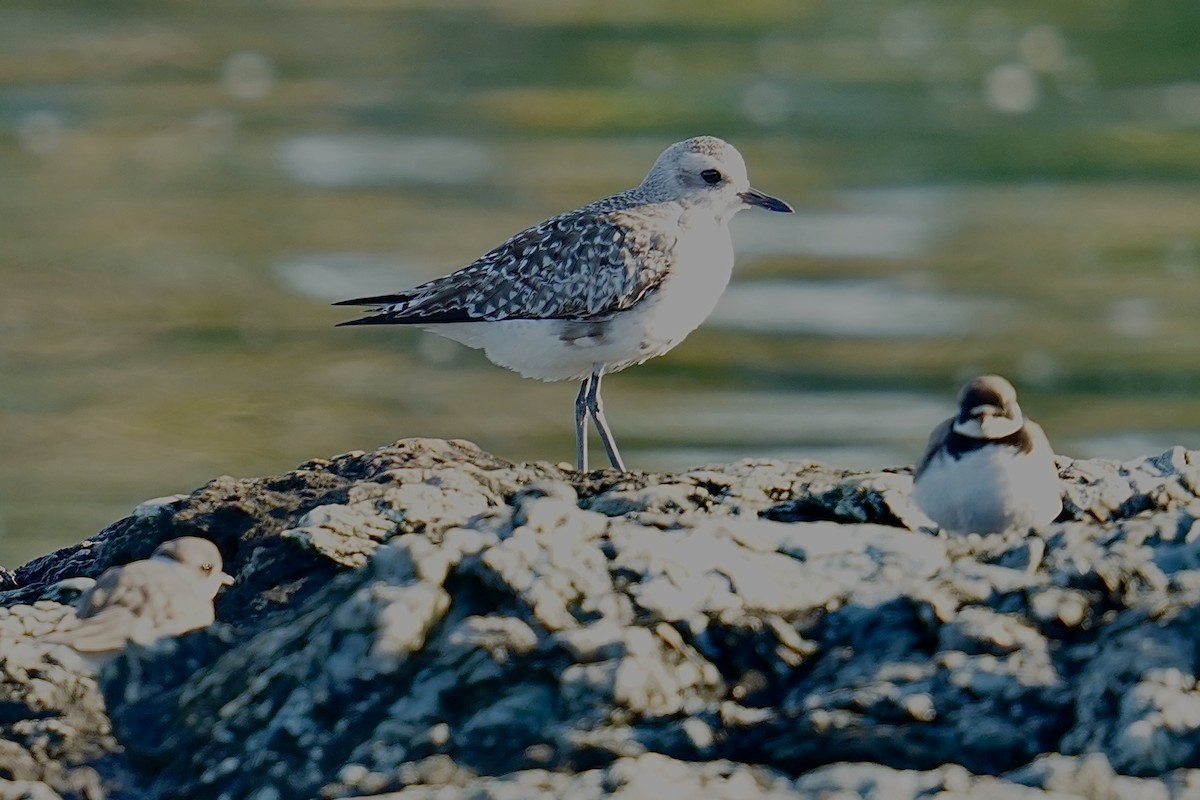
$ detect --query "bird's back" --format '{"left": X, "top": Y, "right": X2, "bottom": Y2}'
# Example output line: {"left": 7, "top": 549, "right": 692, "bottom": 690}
{"left": 336, "top": 191, "right": 680, "bottom": 327}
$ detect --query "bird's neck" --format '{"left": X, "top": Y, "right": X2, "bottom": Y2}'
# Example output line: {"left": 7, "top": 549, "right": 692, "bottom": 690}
{"left": 678, "top": 201, "right": 735, "bottom": 230}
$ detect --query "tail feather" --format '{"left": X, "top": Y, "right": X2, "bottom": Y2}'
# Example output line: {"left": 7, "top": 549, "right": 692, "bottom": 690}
{"left": 332, "top": 293, "right": 414, "bottom": 307}
{"left": 336, "top": 309, "right": 480, "bottom": 326}
{"left": 335, "top": 315, "right": 405, "bottom": 327}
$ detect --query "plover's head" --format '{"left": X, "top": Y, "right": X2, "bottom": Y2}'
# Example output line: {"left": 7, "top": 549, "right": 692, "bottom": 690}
{"left": 151, "top": 537, "right": 235, "bottom": 595}
{"left": 639, "top": 136, "right": 792, "bottom": 220}
{"left": 952, "top": 374, "right": 1025, "bottom": 440}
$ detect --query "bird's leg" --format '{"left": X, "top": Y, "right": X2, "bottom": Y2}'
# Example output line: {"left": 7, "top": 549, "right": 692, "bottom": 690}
{"left": 574, "top": 377, "right": 590, "bottom": 472}
{"left": 586, "top": 369, "right": 626, "bottom": 471}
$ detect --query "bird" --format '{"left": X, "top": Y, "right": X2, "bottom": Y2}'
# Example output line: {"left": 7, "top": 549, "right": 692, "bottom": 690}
{"left": 42, "top": 537, "right": 234, "bottom": 668}
{"left": 335, "top": 136, "right": 793, "bottom": 472}
{"left": 912, "top": 374, "right": 1063, "bottom": 535}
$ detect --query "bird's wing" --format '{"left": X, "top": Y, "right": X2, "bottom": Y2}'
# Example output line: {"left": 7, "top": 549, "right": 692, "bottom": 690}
{"left": 1023, "top": 420, "right": 1057, "bottom": 459}
{"left": 74, "top": 562, "right": 160, "bottom": 620}
{"left": 44, "top": 607, "right": 141, "bottom": 653}
{"left": 914, "top": 417, "right": 954, "bottom": 477}
{"left": 335, "top": 209, "right": 677, "bottom": 325}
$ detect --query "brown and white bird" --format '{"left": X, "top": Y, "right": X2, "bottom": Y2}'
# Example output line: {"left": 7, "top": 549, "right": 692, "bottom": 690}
{"left": 43, "top": 537, "right": 233, "bottom": 668}
{"left": 336, "top": 136, "right": 792, "bottom": 472}
{"left": 912, "top": 375, "right": 1062, "bottom": 535}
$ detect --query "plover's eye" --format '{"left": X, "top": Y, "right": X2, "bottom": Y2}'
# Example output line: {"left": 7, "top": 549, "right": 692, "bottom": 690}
{"left": 700, "top": 168, "right": 723, "bottom": 185}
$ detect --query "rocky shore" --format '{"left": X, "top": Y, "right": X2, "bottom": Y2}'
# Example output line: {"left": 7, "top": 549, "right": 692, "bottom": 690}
{"left": 3, "top": 438, "right": 1200, "bottom": 799}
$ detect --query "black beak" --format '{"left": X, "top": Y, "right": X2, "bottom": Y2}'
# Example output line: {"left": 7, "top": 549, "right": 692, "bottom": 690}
{"left": 738, "top": 188, "right": 793, "bottom": 213}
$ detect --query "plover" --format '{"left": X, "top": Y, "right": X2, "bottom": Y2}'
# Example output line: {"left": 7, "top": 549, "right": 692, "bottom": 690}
{"left": 913, "top": 374, "right": 1062, "bottom": 535}
{"left": 43, "top": 537, "right": 233, "bottom": 668}
{"left": 336, "top": 136, "right": 792, "bottom": 471}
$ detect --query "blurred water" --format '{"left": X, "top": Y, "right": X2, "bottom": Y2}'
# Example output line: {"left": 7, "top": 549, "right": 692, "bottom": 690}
{"left": 710, "top": 279, "right": 1007, "bottom": 337}
{"left": 2, "top": 1, "right": 1200, "bottom": 565}
{"left": 626, "top": 389, "right": 949, "bottom": 472}
{"left": 277, "top": 135, "right": 493, "bottom": 188}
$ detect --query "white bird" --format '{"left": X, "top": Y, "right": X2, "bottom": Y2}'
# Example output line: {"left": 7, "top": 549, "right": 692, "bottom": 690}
{"left": 912, "top": 374, "right": 1062, "bottom": 535}
{"left": 336, "top": 136, "right": 792, "bottom": 472}
{"left": 43, "top": 537, "right": 234, "bottom": 667}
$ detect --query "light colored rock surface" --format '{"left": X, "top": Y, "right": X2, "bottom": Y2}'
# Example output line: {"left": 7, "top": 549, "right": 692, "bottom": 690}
{"left": 3, "top": 438, "right": 1200, "bottom": 799}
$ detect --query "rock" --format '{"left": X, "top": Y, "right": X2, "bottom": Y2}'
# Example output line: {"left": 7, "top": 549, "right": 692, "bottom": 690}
{"left": 3, "top": 439, "right": 1200, "bottom": 799}
{"left": 0, "top": 602, "right": 112, "bottom": 800}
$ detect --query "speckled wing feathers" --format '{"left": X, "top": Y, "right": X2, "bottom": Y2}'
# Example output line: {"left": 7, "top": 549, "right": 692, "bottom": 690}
{"left": 337, "top": 199, "right": 677, "bottom": 325}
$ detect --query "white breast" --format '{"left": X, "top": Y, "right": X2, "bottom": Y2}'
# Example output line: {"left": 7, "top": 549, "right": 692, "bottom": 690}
{"left": 635, "top": 216, "right": 736, "bottom": 351}
{"left": 425, "top": 215, "right": 737, "bottom": 382}
{"left": 913, "top": 441, "right": 1062, "bottom": 535}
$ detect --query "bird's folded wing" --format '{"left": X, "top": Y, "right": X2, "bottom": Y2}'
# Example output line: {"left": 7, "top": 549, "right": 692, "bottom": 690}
{"left": 43, "top": 607, "right": 140, "bottom": 652}
{"left": 336, "top": 210, "right": 676, "bottom": 324}
{"left": 915, "top": 418, "right": 954, "bottom": 476}
{"left": 74, "top": 562, "right": 164, "bottom": 620}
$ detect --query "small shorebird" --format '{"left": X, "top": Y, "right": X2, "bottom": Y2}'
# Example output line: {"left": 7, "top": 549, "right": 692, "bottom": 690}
{"left": 43, "top": 537, "right": 233, "bottom": 668}
{"left": 336, "top": 136, "right": 792, "bottom": 471}
{"left": 913, "top": 374, "right": 1062, "bottom": 535}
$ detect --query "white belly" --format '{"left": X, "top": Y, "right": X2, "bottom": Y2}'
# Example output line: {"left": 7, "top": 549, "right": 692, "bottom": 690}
{"left": 426, "top": 219, "right": 736, "bottom": 382}
{"left": 913, "top": 444, "right": 1062, "bottom": 535}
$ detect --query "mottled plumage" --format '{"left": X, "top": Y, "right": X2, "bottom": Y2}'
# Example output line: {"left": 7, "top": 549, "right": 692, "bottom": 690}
{"left": 913, "top": 375, "right": 1062, "bottom": 535}
{"left": 339, "top": 204, "right": 677, "bottom": 325}
{"left": 337, "top": 136, "right": 792, "bottom": 471}
{"left": 43, "top": 537, "right": 234, "bottom": 668}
